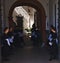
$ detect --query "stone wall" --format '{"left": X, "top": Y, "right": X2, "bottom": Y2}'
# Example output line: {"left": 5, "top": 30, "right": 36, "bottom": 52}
{"left": 58, "top": 0, "right": 60, "bottom": 45}
{"left": 0, "top": 0, "right": 2, "bottom": 34}
{"left": 0, "top": 0, "right": 1, "bottom": 62}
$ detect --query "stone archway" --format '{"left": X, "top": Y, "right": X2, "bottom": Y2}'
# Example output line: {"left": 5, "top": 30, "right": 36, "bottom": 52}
{"left": 8, "top": 0, "right": 46, "bottom": 42}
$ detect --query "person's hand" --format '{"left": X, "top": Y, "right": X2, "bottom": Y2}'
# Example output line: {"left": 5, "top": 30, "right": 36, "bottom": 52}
{"left": 49, "top": 42, "right": 52, "bottom": 46}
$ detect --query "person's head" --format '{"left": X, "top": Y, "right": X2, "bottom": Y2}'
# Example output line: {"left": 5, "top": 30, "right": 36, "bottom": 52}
{"left": 4, "top": 27, "right": 9, "bottom": 34}
{"left": 50, "top": 25, "right": 56, "bottom": 33}
{"left": 32, "top": 23, "right": 35, "bottom": 28}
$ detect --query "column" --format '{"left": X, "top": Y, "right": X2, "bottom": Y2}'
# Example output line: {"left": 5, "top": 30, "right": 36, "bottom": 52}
{"left": 49, "top": 0, "right": 53, "bottom": 27}
{"left": 58, "top": 0, "right": 60, "bottom": 43}
{"left": 58, "top": 0, "right": 60, "bottom": 59}
{"left": 0, "top": 0, "right": 2, "bottom": 34}
{"left": 0, "top": 0, "right": 2, "bottom": 62}
{"left": 1, "top": 0, "right": 6, "bottom": 32}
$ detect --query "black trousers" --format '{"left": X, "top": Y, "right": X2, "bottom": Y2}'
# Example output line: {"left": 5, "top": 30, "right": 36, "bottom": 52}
{"left": 1, "top": 46, "right": 10, "bottom": 59}
{"left": 48, "top": 45, "right": 58, "bottom": 59}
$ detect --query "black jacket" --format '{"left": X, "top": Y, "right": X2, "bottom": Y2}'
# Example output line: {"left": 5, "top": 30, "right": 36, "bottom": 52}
{"left": 1, "top": 33, "right": 9, "bottom": 47}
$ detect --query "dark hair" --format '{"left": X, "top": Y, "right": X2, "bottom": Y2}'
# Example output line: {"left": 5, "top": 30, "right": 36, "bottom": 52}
{"left": 50, "top": 25, "right": 56, "bottom": 31}
{"left": 4, "top": 27, "right": 9, "bottom": 32}
{"left": 9, "top": 27, "right": 12, "bottom": 29}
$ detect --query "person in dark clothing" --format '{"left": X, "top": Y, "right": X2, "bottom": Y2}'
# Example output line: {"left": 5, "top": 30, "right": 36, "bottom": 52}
{"left": 31, "top": 29, "right": 37, "bottom": 46}
{"left": 13, "top": 27, "right": 24, "bottom": 48}
{"left": 8, "top": 27, "right": 14, "bottom": 48}
{"left": 48, "top": 25, "right": 59, "bottom": 61}
{"left": 18, "top": 29, "right": 24, "bottom": 48}
{"left": 31, "top": 23, "right": 37, "bottom": 46}
{"left": 13, "top": 27, "right": 20, "bottom": 47}
{"left": 8, "top": 27, "right": 14, "bottom": 55}
{"left": 35, "top": 28, "right": 42, "bottom": 47}
{"left": 1, "top": 27, "right": 10, "bottom": 61}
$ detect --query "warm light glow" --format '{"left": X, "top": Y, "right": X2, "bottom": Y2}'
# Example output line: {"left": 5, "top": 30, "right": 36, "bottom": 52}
{"left": 13, "top": 6, "right": 36, "bottom": 31}
{"left": 15, "top": 6, "right": 30, "bottom": 21}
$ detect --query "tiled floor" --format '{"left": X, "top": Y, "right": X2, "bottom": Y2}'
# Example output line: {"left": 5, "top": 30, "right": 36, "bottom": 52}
{"left": 2, "top": 46, "right": 60, "bottom": 63}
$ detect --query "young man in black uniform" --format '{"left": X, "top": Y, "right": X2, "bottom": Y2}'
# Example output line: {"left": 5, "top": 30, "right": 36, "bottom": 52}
{"left": 1, "top": 27, "right": 10, "bottom": 61}
{"left": 48, "top": 25, "right": 59, "bottom": 61}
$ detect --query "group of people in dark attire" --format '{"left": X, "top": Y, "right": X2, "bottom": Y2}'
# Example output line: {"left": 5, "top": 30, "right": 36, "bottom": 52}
{"left": 31, "top": 24, "right": 59, "bottom": 61}
{"left": 1, "top": 26, "right": 24, "bottom": 61}
{"left": 1, "top": 27, "right": 10, "bottom": 61}
{"left": 1, "top": 24, "right": 59, "bottom": 62}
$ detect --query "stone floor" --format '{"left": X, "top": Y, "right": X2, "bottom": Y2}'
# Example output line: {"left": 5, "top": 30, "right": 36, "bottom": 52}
{"left": 2, "top": 46, "right": 60, "bottom": 63}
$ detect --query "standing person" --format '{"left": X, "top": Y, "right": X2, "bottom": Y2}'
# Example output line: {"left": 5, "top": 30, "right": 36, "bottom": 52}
{"left": 8, "top": 27, "right": 14, "bottom": 48}
{"left": 48, "top": 25, "right": 59, "bottom": 61}
{"left": 18, "top": 29, "right": 24, "bottom": 48}
{"left": 1, "top": 27, "right": 10, "bottom": 61}
{"left": 13, "top": 26, "right": 19, "bottom": 47}
{"left": 31, "top": 23, "right": 37, "bottom": 46}
{"left": 31, "top": 29, "right": 37, "bottom": 46}
{"left": 8, "top": 27, "right": 14, "bottom": 55}
{"left": 35, "top": 28, "right": 42, "bottom": 47}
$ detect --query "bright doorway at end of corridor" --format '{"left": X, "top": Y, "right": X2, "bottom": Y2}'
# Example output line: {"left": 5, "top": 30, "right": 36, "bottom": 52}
{"left": 12, "top": 6, "right": 42, "bottom": 47}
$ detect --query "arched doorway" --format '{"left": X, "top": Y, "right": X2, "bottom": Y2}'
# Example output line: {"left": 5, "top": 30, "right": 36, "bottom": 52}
{"left": 8, "top": 0, "right": 46, "bottom": 42}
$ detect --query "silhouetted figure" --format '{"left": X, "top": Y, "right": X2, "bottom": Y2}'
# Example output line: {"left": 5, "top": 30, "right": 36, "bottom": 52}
{"left": 35, "top": 28, "right": 42, "bottom": 47}
{"left": 8, "top": 27, "right": 14, "bottom": 54}
{"left": 14, "top": 27, "right": 24, "bottom": 48}
{"left": 31, "top": 23, "right": 37, "bottom": 46}
{"left": 31, "top": 29, "right": 37, "bottom": 46}
{"left": 13, "top": 27, "right": 20, "bottom": 47}
{"left": 47, "top": 25, "right": 59, "bottom": 61}
{"left": 18, "top": 29, "right": 24, "bottom": 48}
{"left": 1, "top": 27, "right": 10, "bottom": 61}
